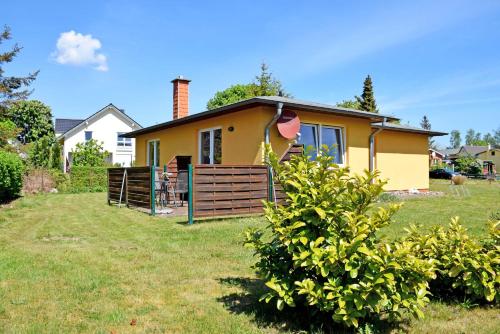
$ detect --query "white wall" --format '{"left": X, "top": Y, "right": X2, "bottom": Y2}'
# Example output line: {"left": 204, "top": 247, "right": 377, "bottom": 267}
{"left": 62, "top": 109, "right": 138, "bottom": 171}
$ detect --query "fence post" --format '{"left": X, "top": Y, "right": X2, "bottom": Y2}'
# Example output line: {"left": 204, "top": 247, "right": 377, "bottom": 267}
{"left": 150, "top": 165, "right": 156, "bottom": 216}
{"left": 188, "top": 164, "right": 194, "bottom": 225}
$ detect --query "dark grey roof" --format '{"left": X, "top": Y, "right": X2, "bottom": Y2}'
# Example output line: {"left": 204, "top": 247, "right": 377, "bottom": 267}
{"left": 55, "top": 118, "right": 84, "bottom": 133}
{"left": 123, "top": 96, "right": 399, "bottom": 138}
{"left": 371, "top": 122, "right": 447, "bottom": 136}
{"left": 459, "top": 145, "right": 488, "bottom": 156}
{"left": 440, "top": 148, "right": 460, "bottom": 156}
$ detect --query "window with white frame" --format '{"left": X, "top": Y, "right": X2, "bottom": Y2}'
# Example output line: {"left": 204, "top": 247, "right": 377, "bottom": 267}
{"left": 147, "top": 140, "right": 160, "bottom": 167}
{"left": 297, "top": 123, "right": 344, "bottom": 164}
{"left": 117, "top": 132, "right": 132, "bottom": 147}
{"left": 199, "top": 127, "right": 222, "bottom": 164}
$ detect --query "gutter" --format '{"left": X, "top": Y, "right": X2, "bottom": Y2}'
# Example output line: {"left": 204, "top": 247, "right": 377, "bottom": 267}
{"left": 264, "top": 102, "right": 284, "bottom": 205}
{"left": 369, "top": 117, "right": 387, "bottom": 173}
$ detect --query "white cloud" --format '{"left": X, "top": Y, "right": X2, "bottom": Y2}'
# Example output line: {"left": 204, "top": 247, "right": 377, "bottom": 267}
{"left": 52, "top": 31, "right": 108, "bottom": 71}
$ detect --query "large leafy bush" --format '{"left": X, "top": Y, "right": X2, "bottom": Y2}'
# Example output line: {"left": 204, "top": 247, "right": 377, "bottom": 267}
{"left": 0, "top": 150, "right": 24, "bottom": 200}
{"left": 245, "top": 147, "right": 436, "bottom": 328}
{"left": 402, "top": 219, "right": 499, "bottom": 303}
{"left": 71, "top": 139, "right": 110, "bottom": 167}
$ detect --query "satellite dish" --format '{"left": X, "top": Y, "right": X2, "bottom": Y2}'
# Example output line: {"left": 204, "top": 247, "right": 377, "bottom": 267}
{"left": 277, "top": 110, "right": 300, "bottom": 139}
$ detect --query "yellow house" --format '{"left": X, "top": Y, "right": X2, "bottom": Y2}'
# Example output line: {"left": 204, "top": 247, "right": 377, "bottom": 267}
{"left": 123, "top": 77, "right": 447, "bottom": 191}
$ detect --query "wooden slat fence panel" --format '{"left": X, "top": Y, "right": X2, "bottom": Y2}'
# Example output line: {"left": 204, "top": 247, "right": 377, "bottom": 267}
{"left": 193, "top": 165, "right": 269, "bottom": 218}
{"left": 107, "top": 167, "right": 151, "bottom": 210}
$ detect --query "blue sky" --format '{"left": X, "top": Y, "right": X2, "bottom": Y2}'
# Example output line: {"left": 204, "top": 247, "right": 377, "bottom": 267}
{"left": 3, "top": 0, "right": 500, "bottom": 147}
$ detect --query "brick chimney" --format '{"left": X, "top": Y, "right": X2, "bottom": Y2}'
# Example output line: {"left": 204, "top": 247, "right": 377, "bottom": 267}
{"left": 171, "top": 76, "right": 191, "bottom": 120}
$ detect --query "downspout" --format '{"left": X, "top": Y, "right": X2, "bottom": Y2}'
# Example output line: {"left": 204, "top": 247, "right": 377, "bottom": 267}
{"left": 369, "top": 117, "right": 387, "bottom": 174}
{"left": 264, "top": 102, "right": 284, "bottom": 204}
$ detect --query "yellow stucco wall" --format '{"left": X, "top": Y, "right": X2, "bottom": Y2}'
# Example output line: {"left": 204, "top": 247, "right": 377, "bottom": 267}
{"left": 477, "top": 149, "right": 500, "bottom": 170}
{"left": 134, "top": 105, "right": 431, "bottom": 190}
{"left": 267, "top": 107, "right": 372, "bottom": 175}
{"left": 375, "top": 130, "right": 429, "bottom": 191}
{"left": 135, "top": 106, "right": 269, "bottom": 166}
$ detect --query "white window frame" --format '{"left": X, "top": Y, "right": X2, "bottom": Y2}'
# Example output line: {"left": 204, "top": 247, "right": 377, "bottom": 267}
{"left": 299, "top": 123, "right": 346, "bottom": 165}
{"left": 198, "top": 127, "right": 222, "bottom": 164}
{"left": 147, "top": 139, "right": 160, "bottom": 167}
{"left": 117, "top": 132, "right": 132, "bottom": 148}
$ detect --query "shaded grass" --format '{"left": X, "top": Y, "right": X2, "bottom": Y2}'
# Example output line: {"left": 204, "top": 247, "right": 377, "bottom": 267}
{"left": 0, "top": 180, "right": 498, "bottom": 333}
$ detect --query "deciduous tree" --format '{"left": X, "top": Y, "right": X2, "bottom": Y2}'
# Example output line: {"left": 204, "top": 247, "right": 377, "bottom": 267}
{"left": 449, "top": 130, "right": 461, "bottom": 149}
{"left": 8, "top": 100, "right": 54, "bottom": 144}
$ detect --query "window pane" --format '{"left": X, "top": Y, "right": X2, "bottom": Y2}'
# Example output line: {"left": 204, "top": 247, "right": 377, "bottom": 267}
{"left": 148, "top": 141, "right": 155, "bottom": 166}
{"left": 200, "top": 131, "right": 211, "bottom": 164}
{"left": 155, "top": 141, "right": 160, "bottom": 167}
{"left": 85, "top": 131, "right": 92, "bottom": 141}
{"left": 321, "top": 127, "right": 343, "bottom": 164}
{"left": 298, "top": 124, "right": 317, "bottom": 156}
{"left": 213, "top": 129, "right": 222, "bottom": 164}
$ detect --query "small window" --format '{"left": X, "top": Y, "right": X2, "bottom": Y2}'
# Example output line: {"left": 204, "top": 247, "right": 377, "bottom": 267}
{"left": 199, "top": 128, "right": 222, "bottom": 164}
{"left": 297, "top": 123, "right": 344, "bottom": 164}
{"left": 147, "top": 140, "right": 160, "bottom": 167}
{"left": 492, "top": 151, "right": 496, "bottom": 156}
{"left": 117, "top": 132, "right": 132, "bottom": 147}
{"left": 85, "top": 131, "right": 93, "bottom": 141}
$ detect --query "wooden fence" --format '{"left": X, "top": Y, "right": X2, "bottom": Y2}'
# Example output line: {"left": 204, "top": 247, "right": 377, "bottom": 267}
{"left": 192, "top": 165, "right": 269, "bottom": 218}
{"left": 108, "top": 167, "right": 152, "bottom": 210}
{"left": 106, "top": 145, "right": 303, "bottom": 221}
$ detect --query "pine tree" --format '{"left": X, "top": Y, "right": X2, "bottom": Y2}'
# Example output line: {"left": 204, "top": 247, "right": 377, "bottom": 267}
{"left": 420, "top": 115, "right": 435, "bottom": 148}
{"left": 355, "top": 75, "right": 378, "bottom": 113}
{"left": 420, "top": 115, "right": 431, "bottom": 130}
{"left": 0, "top": 26, "right": 38, "bottom": 118}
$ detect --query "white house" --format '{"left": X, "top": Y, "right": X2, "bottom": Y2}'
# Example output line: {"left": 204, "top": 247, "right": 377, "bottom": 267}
{"left": 55, "top": 104, "right": 142, "bottom": 172}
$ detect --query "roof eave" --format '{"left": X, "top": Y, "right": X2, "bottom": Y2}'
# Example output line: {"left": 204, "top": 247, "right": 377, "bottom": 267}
{"left": 122, "top": 97, "right": 398, "bottom": 138}
{"left": 371, "top": 124, "right": 448, "bottom": 136}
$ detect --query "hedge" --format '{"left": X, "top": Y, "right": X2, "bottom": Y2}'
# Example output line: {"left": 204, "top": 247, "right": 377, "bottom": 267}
{"left": 68, "top": 166, "right": 107, "bottom": 192}
{"left": 0, "top": 150, "right": 25, "bottom": 201}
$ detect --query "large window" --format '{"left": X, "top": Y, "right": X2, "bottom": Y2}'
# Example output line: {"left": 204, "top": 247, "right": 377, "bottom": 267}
{"left": 298, "top": 123, "right": 344, "bottom": 164}
{"left": 147, "top": 140, "right": 160, "bottom": 167}
{"left": 85, "top": 131, "right": 92, "bottom": 141}
{"left": 199, "top": 128, "right": 222, "bottom": 164}
{"left": 117, "top": 132, "right": 132, "bottom": 147}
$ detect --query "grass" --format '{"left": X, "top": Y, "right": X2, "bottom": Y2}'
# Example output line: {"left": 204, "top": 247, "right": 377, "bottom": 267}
{"left": 0, "top": 179, "right": 498, "bottom": 333}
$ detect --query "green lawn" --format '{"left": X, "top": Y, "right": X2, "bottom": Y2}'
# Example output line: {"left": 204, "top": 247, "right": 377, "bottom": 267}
{"left": 0, "top": 180, "right": 498, "bottom": 333}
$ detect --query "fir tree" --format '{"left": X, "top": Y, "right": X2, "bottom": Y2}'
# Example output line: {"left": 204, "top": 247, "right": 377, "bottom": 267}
{"left": 0, "top": 25, "right": 38, "bottom": 118}
{"left": 355, "top": 75, "right": 378, "bottom": 113}
{"left": 420, "top": 115, "right": 431, "bottom": 130}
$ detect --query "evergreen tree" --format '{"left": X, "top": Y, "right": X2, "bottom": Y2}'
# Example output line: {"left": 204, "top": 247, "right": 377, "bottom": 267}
{"left": 420, "top": 115, "right": 435, "bottom": 148}
{"left": 449, "top": 130, "right": 461, "bottom": 149}
{"left": 355, "top": 75, "right": 378, "bottom": 113}
{"left": 420, "top": 115, "right": 431, "bottom": 130}
{"left": 0, "top": 26, "right": 38, "bottom": 118}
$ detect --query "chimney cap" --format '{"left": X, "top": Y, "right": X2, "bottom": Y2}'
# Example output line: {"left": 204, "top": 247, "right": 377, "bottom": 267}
{"left": 171, "top": 75, "right": 191, "bottom": 83}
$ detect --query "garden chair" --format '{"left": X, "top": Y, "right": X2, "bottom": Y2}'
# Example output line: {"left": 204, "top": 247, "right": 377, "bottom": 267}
{"left": 173, "top": 170, "right": 188, "bottom": 207}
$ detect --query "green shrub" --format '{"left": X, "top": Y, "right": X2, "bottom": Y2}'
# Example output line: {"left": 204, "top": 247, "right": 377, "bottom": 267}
{"left": 50, "top": 169, "right": 70, "bottom": 192}
{"left": 0, "top": 150, "right": 25, "bottom": 200}
{"left": 244, "top": 147, "right": 436, "bottom": 328}
{"left": 402, "top": 219, "right": 499, "bottom": 303}
{"left": 68, "top": 166, "right": 107, "bottom": 192}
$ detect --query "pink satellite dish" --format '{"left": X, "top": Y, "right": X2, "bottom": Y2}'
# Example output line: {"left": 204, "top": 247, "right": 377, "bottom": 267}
{"left": 277, "top": 110, "right": 300, "bottom": 139}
